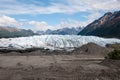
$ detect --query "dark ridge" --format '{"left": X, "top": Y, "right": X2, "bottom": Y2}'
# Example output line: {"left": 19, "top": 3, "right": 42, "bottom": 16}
{"left": 78, "top": 11, "right": 120, "bottom": 39}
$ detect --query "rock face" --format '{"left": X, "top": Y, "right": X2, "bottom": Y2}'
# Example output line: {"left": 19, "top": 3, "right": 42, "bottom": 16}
{"left": 0, "top": 26, "right": 35, "bottom": 38}
{"left": 36, "top": 27, "right": 83, "bottom": 35}
{"left": 78, "top": 11, "right": 120, "bottom": 38}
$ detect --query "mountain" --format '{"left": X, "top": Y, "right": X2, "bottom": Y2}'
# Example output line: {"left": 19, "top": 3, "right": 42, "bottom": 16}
{"left": 78, "top": 11, "right": 120, "bottom": 38}
{"left": 37, "top": 27, "right": 83, "bottom": 35}
{"left": 0, "top": 26, "right": 35, "bottom": 38}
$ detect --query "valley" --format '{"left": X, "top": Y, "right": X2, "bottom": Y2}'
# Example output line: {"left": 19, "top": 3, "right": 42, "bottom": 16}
{"left": 0, "top": 0, "right": 120, "bottom": 79}
{"left": 0, "top": 41, "right": 120, "bottom": 80}
{"left": 0, "top": 54, "right": 119, "bottom": 80}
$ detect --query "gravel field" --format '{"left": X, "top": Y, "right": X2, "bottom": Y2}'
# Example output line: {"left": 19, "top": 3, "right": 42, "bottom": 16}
{"left": 0, "top": 54, "right": 119, "bottom": 80}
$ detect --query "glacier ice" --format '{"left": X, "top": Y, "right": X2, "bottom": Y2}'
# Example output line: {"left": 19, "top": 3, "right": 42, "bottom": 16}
{"left": 0, "top": 35, "right": 120, "bottom": 50}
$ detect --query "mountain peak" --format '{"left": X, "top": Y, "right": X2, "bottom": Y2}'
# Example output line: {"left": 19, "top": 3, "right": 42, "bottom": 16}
{"left": 104, "top": 12, "right": 112, "bottom": 15}
{"left": 78, "top": 11, "right": 120, "bottom": 38}
{"left": 36, "top": 27, "right": 83, "bottom": 35}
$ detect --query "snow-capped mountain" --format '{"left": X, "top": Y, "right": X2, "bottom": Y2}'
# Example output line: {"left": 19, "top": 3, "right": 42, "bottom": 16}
{"left": 36, "top": 27, "right": 83, "bottom": 35}
{"left": 0, "top": 35, "right": 120, "bottom": 50}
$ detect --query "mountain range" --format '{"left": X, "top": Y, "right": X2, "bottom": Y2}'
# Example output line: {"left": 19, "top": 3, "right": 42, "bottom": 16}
{"left": 36, "top": 27, "right": 82, "bottom": 35}
{"left": 0, "top": 11, "right": 120, "bottom": 38}
{"left": 78, "top": 11, "right": 120, "bottom": 38}
{"left": 0, "top": 26, "right": 35, "bottom": 38}
{"left": 0, "top": 26, "right": 82, "bottom": 38}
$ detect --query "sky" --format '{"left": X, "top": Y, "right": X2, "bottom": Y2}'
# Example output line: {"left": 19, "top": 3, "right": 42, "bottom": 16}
{"left": 0, "top": 0, "right": 120, "bottom": 31}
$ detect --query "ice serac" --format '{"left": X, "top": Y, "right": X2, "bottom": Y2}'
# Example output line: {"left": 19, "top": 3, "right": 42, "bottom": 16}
{"left": 0, "top": 35, "right": 120, "bottom": 50}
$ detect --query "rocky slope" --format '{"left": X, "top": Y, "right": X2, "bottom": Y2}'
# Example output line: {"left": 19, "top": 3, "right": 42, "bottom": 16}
{"left": 78, "top": 11, "right": 120, "bottom": 38}
{"left": 72, "top": 43, "right": 111, "bottom": 57}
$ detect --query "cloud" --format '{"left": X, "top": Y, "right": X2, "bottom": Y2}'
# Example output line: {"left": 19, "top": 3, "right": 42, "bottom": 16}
{"left": 0, "top": 14, "right": 103, "bottom": 31}
{"left": 55, "top": 12, "right": 102, "bottom": 28}
{"left": 0, "top": 12, "right": 104, "bottom": 31}
{"left": 82, "top": 12, "right": 102, "bottom": 26}
{"left": 0, "top": 0, "right": 119, "bottom": 28}
{"left": 0, "top": 0, "right": 119, "bottom": 15}
{"left": 0, "top": 15, "right": 22, "bottom": 27}
{"left": 28, "top": 21, "right": 55, "bottom": 31}
{"left": 28, "top": 19, "right": 84, "bottom": 31}
{"left": 56, "top": 19, "right": 83, "bottom": 28}
{"left": 0, "top": 15, "right": 84, "bottom": 31}
{"left": 67, "top": 0, "right": 120, "bottom": 12}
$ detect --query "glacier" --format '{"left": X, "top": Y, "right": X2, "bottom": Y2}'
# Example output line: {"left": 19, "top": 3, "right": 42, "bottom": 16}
{"left": 0, "top": 35, "right": 120, "bottom": 50}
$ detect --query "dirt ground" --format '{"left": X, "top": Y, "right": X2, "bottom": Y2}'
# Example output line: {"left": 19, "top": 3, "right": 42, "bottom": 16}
{"left": 0, "top": 54, "right": 120, "bottom": 80}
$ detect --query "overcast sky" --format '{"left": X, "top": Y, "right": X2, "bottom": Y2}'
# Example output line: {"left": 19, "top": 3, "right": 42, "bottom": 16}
{"left": 0, "top": 0, "right": 120, "bottom": 31}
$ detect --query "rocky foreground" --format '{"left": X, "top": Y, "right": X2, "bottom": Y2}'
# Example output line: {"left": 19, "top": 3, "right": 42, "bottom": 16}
{"left": 0, "top": 43, "right": 120, "bottom": 80}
